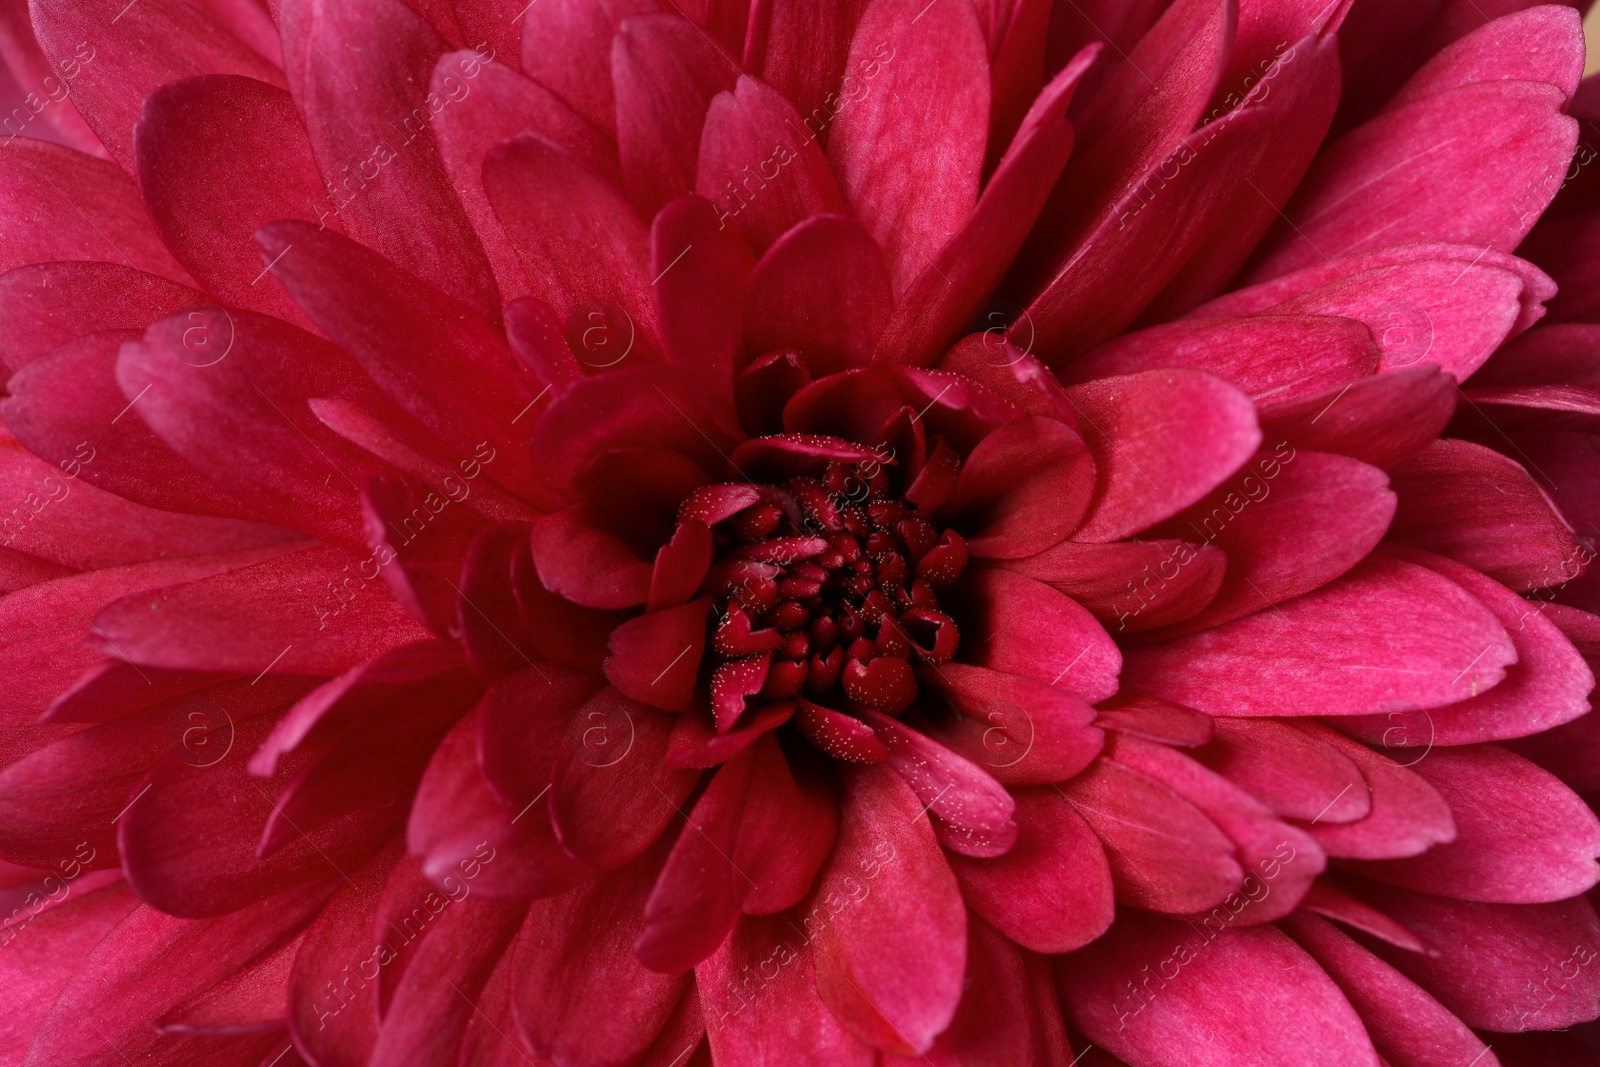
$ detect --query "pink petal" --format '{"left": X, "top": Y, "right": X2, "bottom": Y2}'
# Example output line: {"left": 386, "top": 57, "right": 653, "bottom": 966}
{"left": 28, "top": 0, "right": 282, "bottom": 171}
{"left": 1258, "top": 363, "right": 1457, "bottom": 470}
{"left": 529, "top": 505, "right": 653, "bottom": 610}
{"left": 367, "top": 899, "right": 524, "bottom": 1067}
{"left": 520, "top": 0, "right": 657, "bottom": 135}
{"left": 0, "top": 262, "right": 202, "bottom": 375}
{"left": 259, "top": 222, "right": 541, "bottom": 495}
{"left": 1122, "top": 556, "right": 1516, "bottom": 716}
{"left": 1302, "top": 725, "right": 1456, "bottom": 861}
{"left": 1065, "top": 369, "right": 1261, "bottom": 542}
{"left": 612, "top": 12, "right": 739, "bottom": 216}
{"left": 743, "top": 0, "right": 870, "bottom": 144}
{"left": 0, "top": 139, "right": 189, "bottom": 283}
{"left": 1006, "top": 538, "right": 1226, "bottom": 634}
{"left": 1283, "top": 911, "right": 1498, "bottom": 1067}
{"left": 1348, "top": 744, "right": 1600, "bottom": 904}
{"left": 948, "top": 415, "right": 1094, "bottom": 559}
{"left": 1388, "top": 438, "right": 1585, "bottom": 592}
{"left": 860, "top": 709, "right": 1017, "bottom": 858}
{"left": 812, "top": 764, "right": 966, "bottom": 1054}
{"left": 134, "top": 75, "right": 329, "bottom": 327}
{"left": 1200, "top": 718, "right": 1371, "bottom": 825}
{"left": 696, "top": 75, "right": 847, "bottom": 254}
{"left": 483, "top": 133, "right": 664, "bottom": 358}
{"left": 1067, "top": 315, "right": 1379, "bottom": 404}
{"left": 948, "top": 787, "right": 1113, "bottom": 953}
{"left": 635, "top": 758, "right": 747, "bottom": 973}
{"left": 279, "top": 0, "right": 499, "bottom": 316}
{"left": 1364, "top": 886, "right": 1600, "bottom": 1031}
{"left": 1060, "top": 911, "right": 1380, "bottom": 1067}
{"left": 959, "top": 568, "right": 1121, "bottom": 703}
{"left": 92, "top": 545, "right": 431, "bottom": 676}
{"left": 918, "top": 662, "right": 1104, "bottom": 786}
{"left": 1340, "top": 549, "right": 1593, "bottom": 745}
{"left": 729, "top": 734, "right": 836, "bottom": 914}
{"left": 432, "top": 52, "right": 619, "bottom": 305}
{"left": 1152, "top": 449, "right": 1397, "bottom": 634}
{"left": 1111, "top": 734, "right": 1326, "bottom": 923}
{"left": 1059, "top": 757, "right": 1243, "bottom": 914}
{"left": 120, "top": 708, "right": 398, "bottom": 917}
{"left": 31, "top": 885, "right": 324, "bottom": 1066}
{"left": 827, "top": 0, "right": 989, "bottom": 295}
{"left": 1253, "top": 80, "right": 1577, "bottom": 280}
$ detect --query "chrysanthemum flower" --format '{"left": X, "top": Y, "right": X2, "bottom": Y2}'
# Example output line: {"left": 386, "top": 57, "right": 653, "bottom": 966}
{"left": 0, "top": 0, "right": 1598, "bottom": 1064}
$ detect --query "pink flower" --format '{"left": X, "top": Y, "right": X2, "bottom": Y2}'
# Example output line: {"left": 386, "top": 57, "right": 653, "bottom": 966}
{"left": 0, "top": 0, "right": 1597, "bottom": 1064}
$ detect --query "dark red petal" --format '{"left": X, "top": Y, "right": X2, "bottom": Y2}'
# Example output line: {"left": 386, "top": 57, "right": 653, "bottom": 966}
{"left": 861, "top": 709, "right": 1017, "bottom": 858}
{"left": 605, "top": 599, "right": 712, "bottom": 712}
{"left": 512, "top": 843, "right": 689, "bottom": 1067}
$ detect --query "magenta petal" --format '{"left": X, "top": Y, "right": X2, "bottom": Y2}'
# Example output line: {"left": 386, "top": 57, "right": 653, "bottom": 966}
{"left": 1284, "top": 911, "right": 1498, "bottom": 1067}
{"left": 1258, "top": 363, "right": 1457, "bottom": 471}
{"left": 1302, "top": 724, "right": 1456, "bottom": 861}
{"left": 279, "top": 0, "right": 499, "bottom": 316}
{"left": 549, "top": 687, "right": 698, "bottom": 869}
{"left": 135, "top": 75, "right": 328, "bottom": 327}
{"left": 745, "top": 215, "right": 893, "bottom": 377}
{"left": 0, "top": 262, "right": 202, "bottom": 375}
{"left": 520, "top": 0, "right": 657, "bottom": 135}
{"left": 1364, "top": 886, "right": 1600, "bottom": 1031}
{"left": 483, "top": 132, "right": 663, "bottom": 356}
{"left": 948, "top": 415, "right": 1095, "bottom": 559}
{"left": 860, "top": 709, "right": 1017, "bottom": 858}
{"left": 918, "top": 662, "right": 1104, "bottom": 786}
{"left": 811, "top": 764, "right": 965, "bottom": 1054}
{"left": 729, "top": 734, "right": 837, "bottom": 914}
{"left": 827, "top": 0, "right": 990, "bottom": 295}
{"left": 28, "top": 0, "right": 282, "bottom": 171}
{"left": 1388, "top": 438, "right": 1586, "bottom": 592}
{"left": 1066, "top": 369, "right": 1262, "bottom": 542}
{"left": 960, "top": 568, "right": 1121, "bottom": 703}
{"left": 1008, "top": 538, "right": 1226, "bottom": 633}
{"left": 948, "top": 787, "right": 1113, "bottom": 953}
{"left": 1057, "top": 912, "right": 1382, "bottom": 1067}
{"left": 0, "top": 139, "right": 190, "bottom": 283}
{"left": 696, "top": 75, "right": 847, "bottom": 254}
{"left": 1123, "top": 556, "right": 1516, "bottom": 717}
{"left": 612, "top": 12, "right": 739, "bottom": 216}
{"left": 1060, "top": 756, "right": 1242, "bottom": 915}
{"left": 698, "top": 912, "right": 876, "bottom": 1066}
{"left": 1348, "top": 744, "right": 1600, "bottom": 904}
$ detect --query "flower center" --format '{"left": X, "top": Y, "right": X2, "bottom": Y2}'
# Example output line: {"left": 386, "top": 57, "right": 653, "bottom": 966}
{"left": 708, "top": 461, "right": 967, "bottom": 718}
